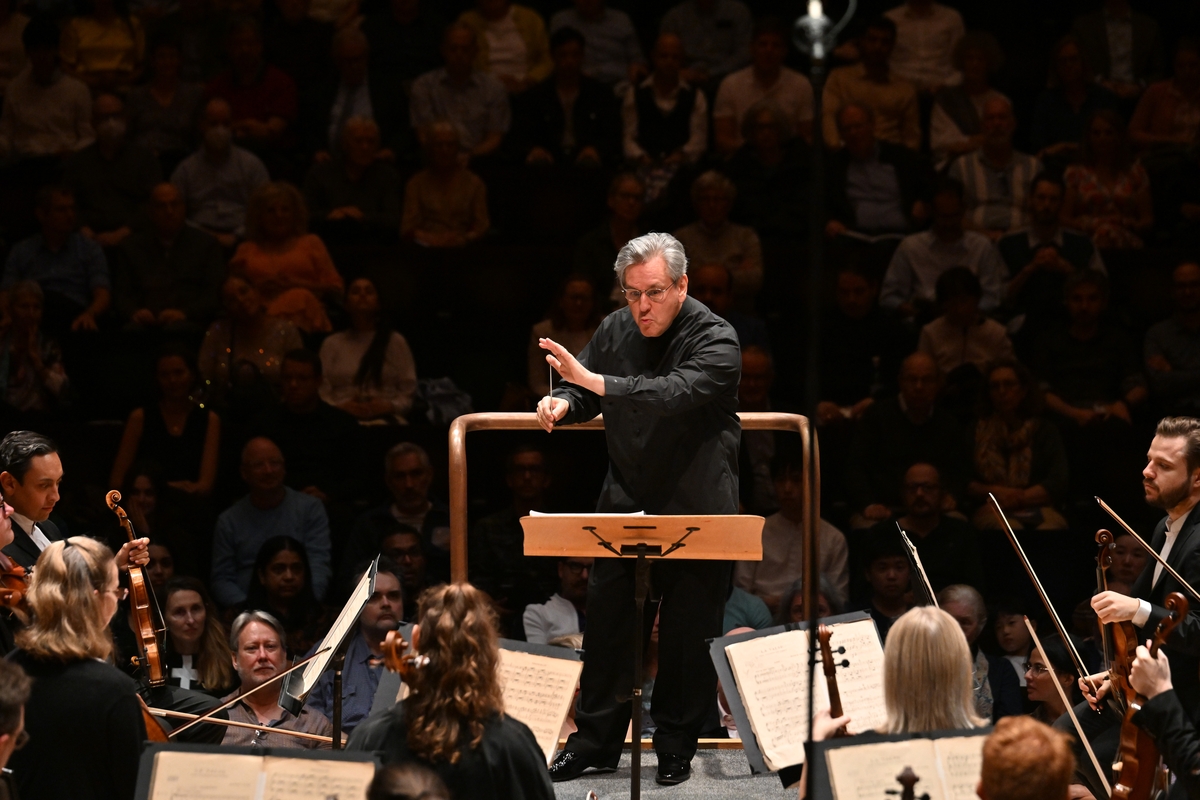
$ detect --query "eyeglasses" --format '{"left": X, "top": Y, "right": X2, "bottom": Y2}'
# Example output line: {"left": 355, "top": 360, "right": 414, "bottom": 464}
{"left": 621, "top": 279, "right": 677, "bottom": 305}
{"left": 1023, "top": 662, "right": 1050, "bottom": 675}
{"left": 562, "top": 561, "right": 591, "bottom": 576}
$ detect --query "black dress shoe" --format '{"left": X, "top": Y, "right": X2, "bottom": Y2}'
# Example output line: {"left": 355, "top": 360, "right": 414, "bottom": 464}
{"left": 655, "top": 754, "right": 692, "bottom": 785}
{"left": 548, "top": 750, "right": 614, "bottom": 782}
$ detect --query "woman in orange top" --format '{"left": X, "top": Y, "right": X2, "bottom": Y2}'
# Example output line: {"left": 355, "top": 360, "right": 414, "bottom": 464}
{"left": 230, "top": 182, "right": 344, "bottom": 333}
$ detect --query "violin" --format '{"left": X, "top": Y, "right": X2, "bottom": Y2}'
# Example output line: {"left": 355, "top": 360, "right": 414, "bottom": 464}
{"left": 817, "top": 624, "right": 849, "bottom": 738}
{"left": 1096, "top": 528, "right": 1187, "bottom": 800}
{"left": 0, "top": 551, "right": 29, "bottom": 619}
{"left": 106, "top": 490, "right": 165, "bottom": 687}
{"left": 380, "top": 628, "right": 429, "bottom": 682}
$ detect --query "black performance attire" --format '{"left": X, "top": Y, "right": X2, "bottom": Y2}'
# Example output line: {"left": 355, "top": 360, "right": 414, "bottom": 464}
{"left": 1133, "top": 689, "right": 1200, "bottom": 800}
{"left": 2, "top": 517, "right": 64, "bottom": 570}
{"left": 7, "top": 652, "right": 146, "bottom": 800}
{"left": 348, "top": 700, "right": 555, "bottom": 800}
{"left": 554, "top": 295, "right": 741, "bottom": 765}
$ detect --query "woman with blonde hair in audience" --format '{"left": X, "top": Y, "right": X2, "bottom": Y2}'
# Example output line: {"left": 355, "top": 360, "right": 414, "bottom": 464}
{"left": 318, "top": 277, "right": 417, "bottom": 424}
{"left": 349, "top": 583, "right": 554, "bottom": 800}
{"left": 231, "top": 181, "right": 345, "bottom": 332}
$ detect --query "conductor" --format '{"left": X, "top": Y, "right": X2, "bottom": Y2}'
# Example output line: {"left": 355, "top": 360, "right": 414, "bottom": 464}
{"left": 537, "top": 232, "right": 741, "bottom": 785}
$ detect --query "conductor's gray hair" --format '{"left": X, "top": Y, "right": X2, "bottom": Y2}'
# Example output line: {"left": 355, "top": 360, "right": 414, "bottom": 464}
{"left": 613, "top": 232, "right": 688, "bottom": 287}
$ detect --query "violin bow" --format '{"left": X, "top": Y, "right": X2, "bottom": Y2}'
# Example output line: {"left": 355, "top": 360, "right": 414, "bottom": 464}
{"left": 1096, "top": 497, "right": 1200, "bottom": 605}
{"left": 167, "top": 648, "right": 330, "bottom": 738}
{"left": 148, "top": 707, "right": 341, "bottom": 744}
{"left": 896, "top": 525, "right": 938, "bottom": 608}
{"left": 1024, "top": 617, "right": 1113, "bottom": 799}
{"left": 989, "top": 494, "right": 1099, "bottom": 691}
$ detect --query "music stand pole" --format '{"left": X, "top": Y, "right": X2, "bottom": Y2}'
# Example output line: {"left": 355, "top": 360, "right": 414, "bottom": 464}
{"left": 631, "top": 543, "right": 651, "bottom": 800}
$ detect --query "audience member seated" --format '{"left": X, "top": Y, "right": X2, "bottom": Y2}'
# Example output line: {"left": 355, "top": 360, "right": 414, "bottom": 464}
{"left": 361, "top": 0, "right": 446, "bottom": 88}
{"left": 400, "top": 121, "right": 489, "bottom": 248}
{"left": 242, "top": 534, "right": 328, "bottom": 662}
{"left": 1105, "top": 531, "right": 1148, "bottom": 595}
{"left": 674, "top": 171, "right": 761, "bottom": 312}
{"left": 947, "top": 98, "right": 1039, "bottom": 241}
{"left": 60, "top": 0, "right": 145, "bottom": 91}
{"left": 0, "top": 281, "right": 68, "bottom": 420}
{"left": 622, "top": 31, "right": 707, "bottom": 181}
{"left": 257, "top": 348, "right": 361, "bottom": 505}
{"left": 0, "top": 0, "right": 27, "bottom": 97}
{"left": 938, "top": 584, "right": 1022, "bottom": 723}
{"left": 64, "top": 93, "right": 163, "bottom": 249}
{"left": 120, "top": 464, "right": 201, "bottom": 579}
{"left": 1070, "top": 0, "right": 1164, "bottom": 102}
{"left": 527, "top": 274, "right": 599, "bottom": 398}
{"left": 826, "top": 102, "right": 931, "bottom": 240}
{"left": 211, "top": 437, "right": 332, "bottom": 607}
{"left": 1023, "top": 634, "right": 1081, "bottom": 724}
{"left": 1033, "top": 270, "right": 1146, "bottom": 502}
{"left": 110, "top": 344, "right": 220, "bottom": 497}
{"left": 572, "top": 171, "right": 643, "bottom": 303}
{"left": 511, "top": 26, "right": 620, "bottom": 168}
{"left": 409, "top": 23, "right": 509, "bottom": 161}
{"left": 660, "top": 0, "right": 751, "bottom": 90}
{"left": 991, "top": 598, "right": 1035, "bottom": 687}
{"left": 319, "top": 278, "right": 417, "bottom": 423}
{"left": 1030, "top": 36, "right": 1122, "bottom": 167}
{"left": 883, "top": 0, "right": 964, "bottom": 97}
{"left": 2, "top": 185, "right": 110, "bottom": 335}
{"left": 848, "top": 354, "right": 968, "bottom": 527}
{"left": 221, "top": 610, "right": 332, "bottom": 747}
{"left": 376, "top": 523, "right": 429, "bottom": 621}
{"left": 204, "top": 17, "right": 298, "bottom": 157}
{"left": 1129, "top": 37, "right": 1200, "bottom": 151}
{"left": 822, "top": 16, "right": 919, "bottom": 151}
{"left": 115, "top": 182, "right": 223, "bottom": 332}
{"left": 775, "top": 576, "right": 843, "bottom": 625}
{"left": 306, "top": 28, "right": 409, "bottom": 163}
{"left": 198, "top": 276, "right": 303, "bottom": 406}
{"left": 304, "top": 558, "right": 403, "bottom": 733}
{"left": 967, "top": 359, "right": 1069, "bottom": 530}
{"left": 171, "top": 97, "right": 271, "bottom": 247}
{"left": 880, "top": 178, "right": 1006, "bottom": 318}
{"left": 1145, "top": 261, "right": 1200, "bottom": 416}
{"left": 151, "top": 0, "right": 226, "bottom": 83}
{"left": 456, "top": 0, "right": 552, "bottom": 95}
{"left": 469, "top": 444, "right": 558, "bottom": 638}
{"left": 713, "top": 18, "right": 812, "bottom": 156}
{"left": 344, "top": 442, "right": 450, "bottom": 584}
{"left": 126, "top": 36, "right": 205, "bottom": 174}
{"left": 1061, "top": 109, "right": 1153, "bottom": 250}
{"left": 263, "top": 0, "right": 333, "bottom": 99}
{"left": 690, "top": 264, "right": 769, "bottom": 352}
{"left": 867, "top": 464, "right": 984, "bottom": 591}
{"left": 548, "top": 0, "right": 643, "bottom": 88}
{"left": 1000, "top": 172, "right": 1105, "bottom": 350}
{"left": 161, "top": 577, "right": 237, "bottom": 695}
{"left": 724, "top": 99, "right": 809, "bottom": 240}
{"left": 930, "top": 32, "right": 1005, "bottom": 169}
{"left": 523, "top": 556, "right": 590, "bottom": 644}
{"left": 303, "top": 118, "right": 402, "bottom": 245}
{"left": 734, "top": 445, "right": 849, "bottom": 615}
{"left": 918, "top": 267, "right": 1014, "bottom": 377}
{"left": 851, "top": 531, "right": 912, "bottom": 641}
{"left": 230, "top": 181, "right": 343, "bottom": 333}
{"left": 0, "top": 16, "right": 93, "bottom": 162}
{"left": 816, "top": 264, "right": 911, "bottom": 427}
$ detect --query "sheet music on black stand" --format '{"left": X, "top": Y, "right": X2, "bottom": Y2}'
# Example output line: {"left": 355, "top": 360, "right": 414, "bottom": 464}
{"left": 280, "top": 556, "right": 380, "bottom": 714}
{"left": 807, "top": 728, "right": 990, "bottom": 800}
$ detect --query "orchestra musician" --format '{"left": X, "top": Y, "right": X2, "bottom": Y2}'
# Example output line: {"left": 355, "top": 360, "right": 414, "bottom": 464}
{"left": 0, "top": 659, "right": 31, "bottom": 800}
{"left": 0, "top": 431, "right": 66, "bottom": 570}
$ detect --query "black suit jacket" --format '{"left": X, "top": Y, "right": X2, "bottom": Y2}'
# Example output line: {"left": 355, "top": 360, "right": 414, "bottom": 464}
{"left": 3, "top": 518, "right": 64, "bottom": 569}
{"left": 510, "top": 74, "right": 621, "bottom": 165}
{"left": 1134, "top": 689, "right": 1200, "bottom": 800}
{"left": 1130, "top": 502, "right": 1200, "bottom": 714}
{"left": 300, "top": 73, "right": 413, "bottom": 161}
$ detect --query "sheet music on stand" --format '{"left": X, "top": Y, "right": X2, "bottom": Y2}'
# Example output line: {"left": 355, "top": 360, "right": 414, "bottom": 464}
{"left": 280, "top": 556, "right": 379, "bottom": 714}
{"left": 807, "top": 728, "right": 990, "bottom": 800}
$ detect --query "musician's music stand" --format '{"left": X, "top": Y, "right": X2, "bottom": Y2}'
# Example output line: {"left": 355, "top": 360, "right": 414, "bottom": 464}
{"left": 521, "top": 514, "right": 764, "bottom": 800}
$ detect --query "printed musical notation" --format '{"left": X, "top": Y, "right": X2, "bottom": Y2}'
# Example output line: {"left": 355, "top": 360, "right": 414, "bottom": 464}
{"left": 147, "top": 751, "right": 374, "bottom": 800}
{"left": 822, "top": 736, "right": 986, "bottom": 800}
{"left": 497, "top": 648, "right": 584, "bottom": 764}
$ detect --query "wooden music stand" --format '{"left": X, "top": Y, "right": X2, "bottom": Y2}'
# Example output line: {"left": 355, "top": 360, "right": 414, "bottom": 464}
{"left": 521, "top": 513, "right": 764, "bottom": 800}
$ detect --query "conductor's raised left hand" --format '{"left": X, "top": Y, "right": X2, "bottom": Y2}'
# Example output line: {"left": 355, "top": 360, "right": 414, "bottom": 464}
{"left": 540, "top": 338, "right": 604, "bottom": 396}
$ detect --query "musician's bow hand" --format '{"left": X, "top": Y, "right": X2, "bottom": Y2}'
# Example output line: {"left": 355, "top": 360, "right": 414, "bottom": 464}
{"left": 1092, "top": 590, "right": 1140, "bottom": 624}
{"left": 115, "top": 537, "right": 150, "bottom": 571}
{"left": 1079, "top": 672, "right": 1112, "bottom": 711}
{"left": 1130, "top": 641, "right": 1173, "bottom": 699}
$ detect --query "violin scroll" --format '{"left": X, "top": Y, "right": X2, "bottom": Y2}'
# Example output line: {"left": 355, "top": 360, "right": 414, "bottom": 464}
{"left": 1152, "top": 592, "right": 1188, "bottom": 653}
{"left": 817, "top": 624, "right": 849, "bottom": 737}
{"left": 381, "top": 629, "right": 429, "bottom": 681}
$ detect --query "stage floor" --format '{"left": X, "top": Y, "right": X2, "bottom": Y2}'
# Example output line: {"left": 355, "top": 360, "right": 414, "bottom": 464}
{"left": 550, "top": 750, "right": 794, "bottom": 799}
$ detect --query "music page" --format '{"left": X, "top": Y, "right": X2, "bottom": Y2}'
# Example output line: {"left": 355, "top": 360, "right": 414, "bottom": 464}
{"left": 497, "top": 648, "right": 584, "bottom": 763}
{"left": 826, "top": 740, "right": 947, "bottom": 800}
{"left": 933, "top": 736, "right": 987, "bottom": 800}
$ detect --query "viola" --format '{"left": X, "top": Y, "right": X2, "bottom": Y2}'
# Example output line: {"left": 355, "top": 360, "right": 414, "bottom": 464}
{"left": 0, "top": 551, "right": 29, "bottom": 618}
{"left": 381, "top": 628, "right": 429, "bottom": 682}
{"left": 1097, "top": 528, "right": 1187, "bottom": 800}
{"left": 816, "top": 624, "right": 849, "bottom": 737}
{"left": 106, "top": 490, "right": 165, "bottom": 687}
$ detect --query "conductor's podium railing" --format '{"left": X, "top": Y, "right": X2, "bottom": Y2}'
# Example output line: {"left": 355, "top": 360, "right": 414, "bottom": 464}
{"left": 447, "top": 412, "right": 819, "bottom": 583}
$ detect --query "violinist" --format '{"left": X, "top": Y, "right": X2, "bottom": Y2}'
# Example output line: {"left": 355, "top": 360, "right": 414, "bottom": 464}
{"left": 348, "top": 583, "right": 556, "bottom": 800}
{"left": 1128, "top": 642, "right": 1200, "bottom": 800}
{"left": 0, "top": 488, "right": 21, "bottom": 655}
{"left": 977, "top": 716, "right": 1075, "bottom": 800}
{"left": 0, "top": 660, "right": 30, "bottom": 800}
{"left": 0, "top": 431, "right": 65, "bottom": 570}
{"left": 8, "top": 537, "right": 147, "bottom": 800}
